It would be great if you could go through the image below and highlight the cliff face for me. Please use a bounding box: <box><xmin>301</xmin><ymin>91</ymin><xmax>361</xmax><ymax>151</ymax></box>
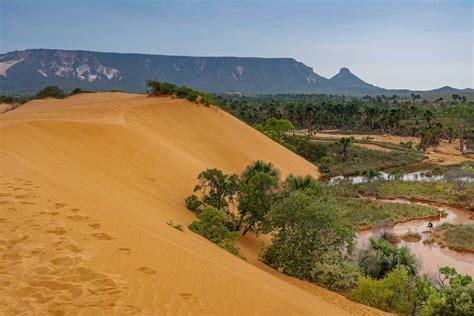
<box><xmin>1</xmin><ymin>49</ymin><xmax>472</xmax><ymax>97</ymax></box>
<box><xmin>0</xmin><ymin>49</ymin><xmax>330</xmax><ymax>94</ymax></box>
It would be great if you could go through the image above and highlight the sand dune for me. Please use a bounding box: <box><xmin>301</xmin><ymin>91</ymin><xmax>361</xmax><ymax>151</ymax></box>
<box><xmin>0</xmin><ymin>93</ymin><xmax>386</xmax><ymax>315</ymax></box>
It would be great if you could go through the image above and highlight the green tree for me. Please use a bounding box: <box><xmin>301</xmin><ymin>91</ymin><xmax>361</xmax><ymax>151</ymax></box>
<box><xmin>284</xmin><ymin>174</ymin><xmax>323</xmax><ymax>196</ymax></box>
<box><xmin>358</xmin><ymin>238</ymin><xmax>418</xmax><ymax>279</ymax></box>
<box><xmin>237</xmin><ymin>172</ymin><xmax>278</xmax><ymax>235</ymax></box>
<box><xmin>192</xmin><ymin>168</ymin><xmax>239</xmax><ymax>212</ymax></box>
<box><xmin>189</xmin><ymin>206</ymin><xmax>242</xmax><ymax>256</ymax></box>
<box><xmin>423</xmin><ymin>267</ymin><xmax>474</xmax><ymax>316</ymax></box>
<box><xmin>263</xmin><ymin>192</ymin><xmax>354</xmax><ymax>279</ymax></box>
<box><xmin>351</xmin><ymin>268</ymin><xmax>433</xmax><ymax>315</ymax></box>
<box><xmin>35</xmin><ymin>86</ymin><xmax>65</xmax><ymax>99</ymax></box>
<box><xmin>241</xmin><ymin>160</ymin><xmax>280</xmax><ymax>184</ymax></box>
<box><xmin>336</xmin><ymin>137</ymin><xmax>354</xmax><ymax>162</ymax></box>
<box><xmin>310</xmin><ymin>251</ymin><xmax>361</xmax><ymax>293</ymax></box>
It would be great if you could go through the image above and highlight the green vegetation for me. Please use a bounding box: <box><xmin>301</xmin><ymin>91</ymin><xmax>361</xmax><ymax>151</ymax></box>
<box><xmin>185</xmin><ymin>161</ymin><xmax>474</xmax><ymax>314</ymax></box>
<box><xmin>254</xmin><ymin>128</ymin><xmax>426</xmax><ymax>176</ymax></box>
<box><xmin>69</xmin><ymin>87</ymin><xmax>93</xmax><ymax>95</ymax></box>
<box><xmin>336</xmin><ymin>198</ymin><xmax>438</xmax><ymax>230</ymax></box>
<box><xmin>351</xmin><ymin>268</ymin><xmax>432</xmax><ymax>315</ymax></box>
<box><xmin>354</xmin><ymin>180</ymin><xmax>474</xmax><ymax>210</ymax></box>
<box><xmin>189</xmin><ymin>206</ymin><xmax>243</xmax><ymax>257</ymax></box>
<box><xmin>358</xmin><ymin>238</ymin><xmax>418</xmax><ymax>279</ymax></box>
<box><xmin>35</xmin><ymin>86</ymin><xmax>66</xmax><ymax>99</ymax></box>
<box><xmin>146</xmin><ymin>79</ymin><xmax>218</xmax><ymax>106</ymax></box>
<box><xmin>262</xmin><ymin>191</ymin><xmax>354</xmax><ymax>279</ymax></box>
<box><xmin>166</xmin><ymin>220</ymin><xmax>184</xmax><ymax>232</ymax></box>
<box><xmin>218</xmin><ymin>93</ymin><xmax>474</xmax><ymax>152</ymax></box>
<box><xmin>432</xmin><ymin>224</ymin><xmax>474</xmax><ymax>252</ymax></box>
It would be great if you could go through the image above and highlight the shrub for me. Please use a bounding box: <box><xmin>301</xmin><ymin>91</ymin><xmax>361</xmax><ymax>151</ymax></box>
<box><xmin>311</xmin><ymin>251</ymin><xmax>361</xmax><ymax>293</ymax></box>
<box><xmin>146</xmin><ymin>80</ymin><xmax>218</xmax><ymax>106</ymax></box>
<box><xmin>185</xmin><ymin>194</ymin><xmax>202</xmax><ymax>212</ymax></box>
<box><xmin>166</xmin><ymin>220</ymin><xmax>184</xmax><ymax>232</ymax></box>
<box><xmin>423</xmin><ymin>267</ymin><xmax>474</xmax><ymax>316</ymax></box>
<box><xmin>351</xmin><ymin>268</ymin><xmax>432</xmax><ymax>315</ymax></box>
<box><xmin>35</xmin><ymin>86</ymin><xmax>65</xmax><ymax>99</ymax></box>
<box><xmin>69</xmin><ymin>88</ymin><xmax>92</xmax><ymax>95</ymax></box>
<box><xmin>358</xmin><ymin>238</ymin><xmax>418</xmax><ymax>279</ymax></box>
<box><xmin>262</xmin><ymin>192</ymin><xmax>354</xmax><ymax>279</ymax></box>
<box><xmin>189</xmin><ymin>206</ymin><xmax>243</xmax><ymax>257</ymax></box>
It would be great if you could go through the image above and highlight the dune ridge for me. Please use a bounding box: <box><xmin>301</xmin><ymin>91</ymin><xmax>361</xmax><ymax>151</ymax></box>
<box><xmin>0</xmin><ymin>93</ymin><xmax>386</xmax><ymax>315</ymax></box>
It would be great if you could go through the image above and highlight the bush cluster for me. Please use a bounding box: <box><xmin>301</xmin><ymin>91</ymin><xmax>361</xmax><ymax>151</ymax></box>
<box><xmin>146</xmin><ymin>80</ymin><xmax>218</xmax><ymax>106</ymax></box>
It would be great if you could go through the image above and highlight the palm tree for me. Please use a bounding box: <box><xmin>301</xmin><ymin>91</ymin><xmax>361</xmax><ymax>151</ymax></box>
<box><xmin>285</xmin><ymin>174</ymin><xmax>321</xmax><ymax>193</ymax></box>
<box><xmin>241</xmin><ymin>160</ymin><xmax>280</xmax><ymax>184</ymax></box>
<box><xmin>336</xmin><ymin>137</ymin><xmax>353</xmax><ymax>162</ymax></box>
<box><xmin>393</xmin><ymin>246</ymin><xmax>418</xmax><ymax>276</ymax></box>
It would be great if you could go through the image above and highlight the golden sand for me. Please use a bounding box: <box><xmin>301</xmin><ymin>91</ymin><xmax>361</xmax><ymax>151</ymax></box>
<box><xmin>0</xmin><ymin>93</ymin><xmax>386</xmax><ymax>315</ymax></box>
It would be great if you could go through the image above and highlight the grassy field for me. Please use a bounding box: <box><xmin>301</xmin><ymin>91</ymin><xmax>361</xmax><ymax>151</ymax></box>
<box><xmin>284</xmin><ymin>135</ymin><xmax>426</xmax><ymax>176</ymax></box>
<box><xmin>335</xmin><ymin>198</ymin><xmax>439</xmax><ymax>230</ymax></box>
<box><xmin>430</xmin><ymin>224</ymin><xmax>474</xmax><ymax>252</ymax></box>
<box><xmin>354</xmin><ymin>181</ymin><xmax>474</xmax><ymax>211</ymax></box>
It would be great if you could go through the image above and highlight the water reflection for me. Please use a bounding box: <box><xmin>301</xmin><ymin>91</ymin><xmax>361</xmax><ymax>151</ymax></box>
<box><xmin>330</xmin><ymin>171</ymin><xmax>474</xmax><ymax>185</ymax></box>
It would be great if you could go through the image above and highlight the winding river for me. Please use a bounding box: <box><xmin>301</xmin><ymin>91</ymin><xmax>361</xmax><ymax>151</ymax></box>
<box><xmin>355</xmin><ymin>198</ymin><xmax>474</xmax><ymax>277</ymax></box>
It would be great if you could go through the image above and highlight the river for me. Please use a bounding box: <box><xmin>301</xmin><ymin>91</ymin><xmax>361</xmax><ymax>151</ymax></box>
<box><xmin>355</xmin><ymin>198</ymin><xmax>474</xmax><ymax>277</ymax></box>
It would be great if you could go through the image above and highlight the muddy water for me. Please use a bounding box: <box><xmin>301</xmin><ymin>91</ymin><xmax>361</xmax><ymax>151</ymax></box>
<box><xmin>356</xmin><ymin>198</ymin><xmax>474</xmax><ymax>277</ymax></box>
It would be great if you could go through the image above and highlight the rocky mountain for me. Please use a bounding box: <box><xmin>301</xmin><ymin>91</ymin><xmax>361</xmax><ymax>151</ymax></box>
<box><xmin>0</xmin><ymin>49</ymin><xmax>472</xmax><ymax>97</ymax></box>
<box><xmin>329</xmin><ymin>67</ymin><xmax>380</xmax><ymax>93</ymax></box>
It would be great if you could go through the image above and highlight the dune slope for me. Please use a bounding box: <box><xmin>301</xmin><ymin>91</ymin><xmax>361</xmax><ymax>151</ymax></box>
<box><xmin>0</xmin><ymin>93</ymin><xmax>385</xmax><ymax>315</ymax></box>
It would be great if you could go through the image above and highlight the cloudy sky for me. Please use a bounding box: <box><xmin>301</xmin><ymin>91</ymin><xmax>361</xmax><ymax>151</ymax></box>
<box><xmin>1</xmin><ymin>0</ymin><xmax>472</xmax><ymax>90</ymax></box>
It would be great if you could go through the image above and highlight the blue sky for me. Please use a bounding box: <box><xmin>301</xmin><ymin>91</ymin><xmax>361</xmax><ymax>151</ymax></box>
<box><xmin>1</xmin><ymin>0</ymin><xmax>472</xmax><ymax>90</ymax></box>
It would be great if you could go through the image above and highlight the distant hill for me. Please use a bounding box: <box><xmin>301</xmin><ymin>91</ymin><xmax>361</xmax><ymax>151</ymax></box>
<box><xmin>0</xmin><ymin>49</ymin><xmax>472</xmax><ymax>97</ymax></box>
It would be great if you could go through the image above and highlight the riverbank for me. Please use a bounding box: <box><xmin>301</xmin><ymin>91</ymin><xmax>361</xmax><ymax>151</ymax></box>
<box><xmin>428</xmin><ymin>223</ymin><xmax>474</xmax><ymax>253</ymax></box>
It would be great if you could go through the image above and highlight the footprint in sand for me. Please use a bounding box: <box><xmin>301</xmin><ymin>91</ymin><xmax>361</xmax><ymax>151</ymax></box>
<box><xmin>118</xmin><ymin>248</ymin><xmax>131</xmax><ymax>255</ymax></box>
<box><xmin>137</xmin><ymin>267</ymin><xmax>156</xmax><ymax>275</ymax></box>
<box><xmin>92</xmin><ymin>232</ymin><xmax>113</xmax><ymax>240</ymax></box>
<box><xmin>0</xmin><ymin>218</ymin><xmax>10</xmax><ymax>224</ymax></box>
<box><xmin>66</xmin><ymin>215</ymin><xmax>89</xmax><ymax>222</ymax></box>
<box><xmin>54</xmin><ymin>203</ymin><xmax>67</xmax><ymax>209</ymax></box>
<box><xmin>179</xmin><ymin>293</ymin><xmax>197</xmax><ymax>301</ymax></box>
<box><xmin>88</xmin><ymin>223</ymin><xmax>101</xmax><ymax>229</ymax></box>
<box><xmin>69</xmin><ymin>208</ymin><xmax>80</xmax><ymax>213</ymax></box>
<box><xmin>37</xmin><ymin>211</ymin><xmax>59</xmax><ymax>216</ymax></box>
<box><xmin>46</xmin><ymin>227</ymin><xmax>68</xmax><ymax>235</ymax></box>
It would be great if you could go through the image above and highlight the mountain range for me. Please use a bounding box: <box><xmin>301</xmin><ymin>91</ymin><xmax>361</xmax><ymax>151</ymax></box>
<box><xmin>0</xmin><ymin>49</ymin><xmax>472</xmax><ymax>97</ymax></box>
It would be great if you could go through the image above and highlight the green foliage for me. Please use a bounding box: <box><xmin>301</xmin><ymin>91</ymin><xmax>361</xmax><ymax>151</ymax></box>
<box><xmin>218</xmin><ymin>94</ymin><xmax>474</xmax><ymax>138</ymax></box>
<box><xmin>423</xmin><ymin>267</ymin><xmax>474</xmax><ymax>316</ymax></box>
<box><xmin>35</xmin><ymin>86</ymin><xmax>65</xmax><ymax>99</ymax></box>
<box><xmin>193</xmin><ymin>168</ymin><xmax>240</xmax><ymax>212</ymax></box>
<box><xmin>310</xmin><ymin>251</ymin><xmax>361</xmax><ymax>293</ymax></box>
<box><xmin>238</xmin><ymin>172</ymin><xmax>278</xmax><ymax>235</ymax></box>
<box><xmin>262</xmin><ymin>192</ymin><xmax>354</xmax><ymax>279</ymax></box>
<box><xmin>69</xmin><ymin>88</ymin><xmax>92</xmax><ymax>95</ymax></box>
<box><xmin>166</xmin><ymin>220</ymin><xmax>184</xmax><ymax>232</ymax></box>
<box><xmin>351</xmin><ymin>268</ymin><xmax>433</xmax><ymax>315</ymax></box>
<box><xmin>255</xmin><ymin>118</ymin><xmax>294</xmax><ymax>142</ymax></box>
<box><xmin>336</xmin><ymin>198</ymin><xmax>438</xmax><ymax>230</ymax></box>
<box><xmin>241</xmin><ymin>160</ymin><xmax>280</xmax><ymax>184</ymax></box>
<box><xmin>284</xmin><ymin>174</ymin><xmax>323</xmax><ymax>196</ymax></box>
<box><xmin>146</xmin><ymin>80</ymin><xmax>218</xmax><ymax>106</ymax></box>
<box><xmin>434</xmin><ymin>223</ymin><xmax>474</xmax><ymax>252</ymax></box>
<box><xmin>189</xmin><ymin>206</ymin><xmax>243</xmax><ymax>257</ymax></box>
<box><xmin>184</xmin><ymin>194</ymin><xmax>202</xmax><ymax>212</ymax></box>
<box><xmin>336</xmin><ymin>137</ymin><xmax>354</xmax><ymax>162</ymax></box>
<box><xmin>358</xmin><ymin>238</ymin><xmax>418</xmax><ymax>279</ymax></box>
